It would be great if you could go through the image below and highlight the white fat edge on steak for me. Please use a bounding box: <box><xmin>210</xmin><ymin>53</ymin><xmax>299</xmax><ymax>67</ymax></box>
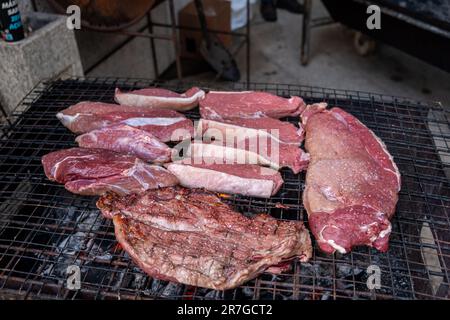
<box><xmin>188</xmin><ymin>143</ymin><xmax>280</xmax><ymax>170</ymax></box>
<box><xmin>196</xmin><ymin>119</ymin><xmax>298</xmax><ymax>145</ymax></box>
<box><xmin>75</xmin><ymin>131</ymin><xmax>98</xmax><ymax>144</ymax></box>
<box><xmin>115</xmin><ymin>88</ymin><xmax>205</xmax><ymax>108</ymax></box>
<box><xmin>316</xmin><ymin>204</ymin><xmax>392</xmax><ymax>254</ymax></box>
<box><xmin>50</xmin><ymin>154</ymin><xmax>95</xmax><ymax>180</ymax></box>
<box><xmin>56</xmin><ymin>112</ymin><xmax>89</xmax><ymax>126</ymax></box>
<box><xmin>121</xmin><ymin>117</ymin><xmax>186</xmax><ymax>127</ymax></box>
<box><xmin>166</xmin><ymin>163</ymin><xmax>276</xmax><ymax>198</ymax></box>
<box><xmin>365</xmin><ymin>129</ymin><xmax>401</xmax><ymax>191</ymax></box>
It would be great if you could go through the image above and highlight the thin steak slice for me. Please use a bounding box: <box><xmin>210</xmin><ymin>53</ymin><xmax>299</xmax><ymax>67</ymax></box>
<box><xmin>115</xmin><ymin>87</ymin><xmax>205</xmax><ymax>111</ymax></box>
<box><xmin>42</xmin><ymin>148</ymin><xmax>178</xmax><ymax>195</ymax></box>
<box><xmin>96</xmin><ymin>187</ymin><xmax>312</xmax><ymax>290</ymax></box>
<box><xmin>165</xmin><ymin>162</ymin><xmax>283</xmax><ymax>198</ymax></box>
<box><xmin>199</xmin><ymin>91</ymin><xmax>306</xmax><ymax>120</ymax></box>
<box><xmin>302</xmin><ymin>103</ymin><xmax>401</xmax><ymax>254</ymax></box>
<box><xmin>75</xmin><ymin>124</ymin><xmax>172</xmax><ymax>163</ymax></box>
<box><xmin>56</xmin><ymin>101</ymin><xmax>193</xmax><ymax>142</ymax></box>
<box><xmin>173</xmin><ymin>140</ymin><xmax>309</xmax><ymax>174</ymax></box>
<box><xmin>196</xmin><ymin>118</ymin><xmax>304</xmax><ymax>145</ymax></box>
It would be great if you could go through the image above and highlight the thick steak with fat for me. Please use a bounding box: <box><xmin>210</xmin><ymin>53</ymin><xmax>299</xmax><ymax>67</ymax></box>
<box><xmin>199</xmin><ymin>91</ymin><xmax>306</xmax><ymax>120</ymax></box>
<box><xmin>302</xmin><ymin>104</ymin><xmax>401</xmax><ymax>254</ymax></box>
<box><xmin>42</xmin><ymin>148</ymin><xmax>178</xmax><ymax>195</ymax></box>
<box><xmin>114</xmin><ymin>87</ymin><xmax>205</xmax><ymax>111</ymax></box>
<box><xmin>165</xmin><ymin>163</ymin><xmax>283</xmax><ymax>198</ymax></box>
<box><xmin>197</xmin><ymin>118</ymin><xmax>304</xmax><ymax>145</ymax></box>
<box><xmin>97</xmin><ymin>187</ymin><xmax>312</xmax><ymax>290</ymax></box>
<box><xmin>57</xmin><ymin>102</ymin><xmax>193</xmax><ymax>142</ymax></box>
<box><xmin>76</xmin><ymin>124</ymin><xmax>172</xmax><ymax>163</ymax></box>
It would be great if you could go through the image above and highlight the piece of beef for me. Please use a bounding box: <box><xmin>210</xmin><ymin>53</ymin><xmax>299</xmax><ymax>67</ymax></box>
<box><xmin>165</xmin><ymin>162</ymin><xmax>283</xmax><ymax>198</ymax></box>
<box><xmin>199</xmin><ymin>91</ymin><xmax>306</xmax><ymax>120</ymax></box>
<box><xmin>41</xmin><ymin>148</ymin><xmax>178</xmax><ymax>195</ymax></box>
<box><xmin>197</xmin><ymin>118</ymin><xmax>304</xmax><ymax>145</ymax></box>
<box><xmin>173</xmin><ymin>140</ymin><xmax>309</xmax><ymax>174</ymax></box>
<box><xmin>302</xmin><ymin>104</ymin><xmax>401</xmax><ymax>254</ymax></box>
<box><xmin>96</xmin><ymin>187</ymin><xmax>312</xmax><ymax>290</ymax></box>
<box><xmin>56</xmin><ymin>101</ymin><xmax>193</xmax><ymax>142</ymax></box>
<box><xmin>75</xmin><ymin>124</ymin><xmax>172</xmax><ymax>163</ymax></box>
<box><xmin>114</xmin><ymin>87</ymin><xmax>205</xmax><ymax>111</ymax></box>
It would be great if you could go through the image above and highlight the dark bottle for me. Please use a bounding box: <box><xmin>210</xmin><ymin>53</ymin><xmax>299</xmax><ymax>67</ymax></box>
<box><xmin>0</xmin><ymin>0</ymin><xmax>24</xmax><ymax>42</ymax></box>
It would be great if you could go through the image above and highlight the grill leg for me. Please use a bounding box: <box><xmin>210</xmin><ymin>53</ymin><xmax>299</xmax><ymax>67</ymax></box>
<box><xmin>246</xmin><ymin>0</ymin><xmax>251</xmax><ymax>87</ymax></box>
<box><xmin>147</xmin><ymin>12</ymin><xmax>159</xmax><ymax>79</ymax></box>
<box><xmin>301</xmin><ymin>0</ymin><xmax>312</xmax><ymax>65</ymax></box>
<box><xmin>168</xmin><ymin>0</ymin><xmax>182</xmax><ymax>79</ymax></box>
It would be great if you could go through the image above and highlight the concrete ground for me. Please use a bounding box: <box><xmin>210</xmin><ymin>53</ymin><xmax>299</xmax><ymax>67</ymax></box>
<box><xmin>86</xmin><ymin>2</ymin><xmax>450</xmax><ymax>107</ymax></box>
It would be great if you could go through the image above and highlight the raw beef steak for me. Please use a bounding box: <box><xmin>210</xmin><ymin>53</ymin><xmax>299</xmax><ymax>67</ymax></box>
<box><xmin>302</xmin><ymin>103</ymin><xmax>401</xmax><ymax>254</ymax></box>
<box><xmin>57</xmin><ymin>101</ymin><xmax>193</xmax><ymax>142</ymax></box>
<box><xmin>42</xmin><ymin>148</ymin><xmax>178</xmax><ymax>195</ymax></box>
<box><xmin>199</xmin><ymin>91</ymin><xmax>306</xmax><ymax>120</ymax></box>
<box><xmin>166</xmin><ymin>162</ymin><xmax>283</xmax><ymax>198</ymax></box>
<box><xmin>76</xmin><ymin>124</ymin><xmax>172</xmax><ymax>163</ymax></box>
<box><xmin>115</xmin><ymin>87</ymin><xmax>205</xmax><ymax>111</ymax></box>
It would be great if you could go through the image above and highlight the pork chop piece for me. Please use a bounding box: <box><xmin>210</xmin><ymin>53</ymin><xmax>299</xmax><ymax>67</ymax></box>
<box><xmin>302</xmin><ymin>103</ymin><xmax>401</xmax><ymax>254</ymax></box>
<box><xmin>114</xmin><ymin>87</ymin><xmax>205</xmax><ymax>111</ymax></box>
<box><xmin>165</xmin><ymin>162</ymin><xmax>283</xmax><ymax>198</ymax></box>
<box><xmin>56</xmin><ymin>101</ymin><xmax>193</xmax><ymax>142</ymax></box>
<box><xmin>173</xmin><ymin>140</ymin><xmax>309</xmax><ymax>174</ymax></box>
<box><xmin>41</xmin><ymin>148</ymin><xmax>178</xmax><ymax>195</ymax></box>
<box><xmin>199</xmin><ymin>91</ymin><xmax>306</xmax><ymax>120</ymax></box>
<box><xmin>96</xmin><ymin>187</ymin><xmax>312</xmax><ymax>290</ymax></box>
<box><xmin>196</xmin><ymin>117</ymin><xmax>304</xmax><ymax>145</ymax></box>
<box><xmin>76</xmin><ymin>124</ymin><xmax>172</xmax><ymax>163</ymax></box>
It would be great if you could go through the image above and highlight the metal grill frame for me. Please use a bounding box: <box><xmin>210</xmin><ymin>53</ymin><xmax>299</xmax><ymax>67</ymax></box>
<box><xmin>0</xmin><ymin>78</ymin><xmax>449</xmax><ymax>300</ymax></box>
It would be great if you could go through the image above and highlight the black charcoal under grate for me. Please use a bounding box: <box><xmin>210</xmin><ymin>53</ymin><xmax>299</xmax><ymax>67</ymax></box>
<box><xmin>0</xmin><ymin>78</ymin><xmax>449</xmax><ymax>300</ymax></box>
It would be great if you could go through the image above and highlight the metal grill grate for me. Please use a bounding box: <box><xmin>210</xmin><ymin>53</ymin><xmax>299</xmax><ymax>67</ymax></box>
<box><xmin>0</xmin><ymin>78</ymin><xmax>449</xmax><ymax>300</ymax></box>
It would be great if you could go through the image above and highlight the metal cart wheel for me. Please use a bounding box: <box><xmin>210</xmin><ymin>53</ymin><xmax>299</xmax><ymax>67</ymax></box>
<box><xmin>353</xmin><ymin>31</ymin><xmax>376</xmax><ymax>56</ymax></box>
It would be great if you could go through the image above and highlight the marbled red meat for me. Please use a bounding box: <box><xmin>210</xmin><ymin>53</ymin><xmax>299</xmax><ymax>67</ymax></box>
<box><xmin>96</xmin><ymin>187</ymin><xmax>312</xmax><ymax>290</ymax></box>
<box><xmin>197</xmin><ymin>117</ymin><xmax>304</xmax><ymax>145</ymax></box>
<box><xmin>56</xmin><ymin>101</ymin><xmax>193</xmax><ymax>142</ymax></box>
<box><xmin>75</xmin><ymin>124</ymin><xmax>172</xmax><ymax>163</ymax></box>
<box><xmin>199</xmin><ymin>91</ymin><xmax>306</xmax><ymax>120</ymax></box>
<box><xmin>174</xmin><ymin>140</ymin><xmax>309</xmax><ymax>174</ymax></box>
<box><xmin>41</xmin><ymin>148</ymin><xmax>178</xmax><ymax>195</ymax></box>
<box><xmin>302</xmin><ymin>103</ymin><xmax>401</xmax><ymax>254</ymax></box>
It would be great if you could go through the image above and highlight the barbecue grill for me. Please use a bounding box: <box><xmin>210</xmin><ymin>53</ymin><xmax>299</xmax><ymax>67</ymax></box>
<box><xmin>0</xmin><ymin>78</ymin><xmax>449</xmax><ymax>300</ymax></box>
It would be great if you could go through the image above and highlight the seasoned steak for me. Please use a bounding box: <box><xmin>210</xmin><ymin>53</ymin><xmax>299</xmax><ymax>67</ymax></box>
<box><xmin>97</xmin><ymin>187</ymin><xmax>312</xmax><ymax>290</ymax></box>
<box><xmin>302</xmin><ymin>103</ymin><xmax>401</xmax><ymax>254</ymax></box>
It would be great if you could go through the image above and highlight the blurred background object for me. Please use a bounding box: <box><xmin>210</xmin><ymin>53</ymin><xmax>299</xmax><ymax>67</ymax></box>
<box><xmin>0</xmin><ymin>0</ymin><xmax>448</xmax><ymax>114</ymax></box>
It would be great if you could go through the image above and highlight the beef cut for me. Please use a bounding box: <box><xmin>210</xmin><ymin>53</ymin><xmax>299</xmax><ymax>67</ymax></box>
<box><xmin>56</xmin><ymin>101</ymin><xmax>193</xmax><ymax>142</ymax></box>
<box><xmin>75</xmin><ymin>124</ymin><xmax>172</xmax><ymax>163</ymax></box>
<box><xmin>197</xmin><ymin>118</ymin><xmax>304</xmax><ymax>145</ymax></box>
<box><xmin>165</xmin><ymin>162</ymin><xmax>283</xmax><ymax>198</ymax></box>
<box><xmin>96</xmin><ymin>187</ymin><xmax>312</xmax><ymax>290</ymax></box>
<box><xmin>174</xmin><ymin>140</ymin><xmax>309</xmax><ymax>174</ymax></box>
<box><xmin>199</xmin><ymin>91</ymin><xmax>306</xmax><ymax>120</ymax></box>
<box><xmin>115</xmin><ymin>87</ymin><xmax>205</xmax><ymax>111</ymax></box>
<box><xmin>302</xmin><ymin>103</ymin><xmax>401</xmax><ymax>254</ymax></box>
<box><xmin>42</xmin><ymin>148</ymin><xmax>178</xmax><ymax>195</ymax></box>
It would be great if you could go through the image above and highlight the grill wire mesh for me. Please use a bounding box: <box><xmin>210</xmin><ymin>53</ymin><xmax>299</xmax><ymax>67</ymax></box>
<box><xmin>0</xmin><ymin>78</ymin><xmax>449</xmax><ymax>300</ymax></box>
